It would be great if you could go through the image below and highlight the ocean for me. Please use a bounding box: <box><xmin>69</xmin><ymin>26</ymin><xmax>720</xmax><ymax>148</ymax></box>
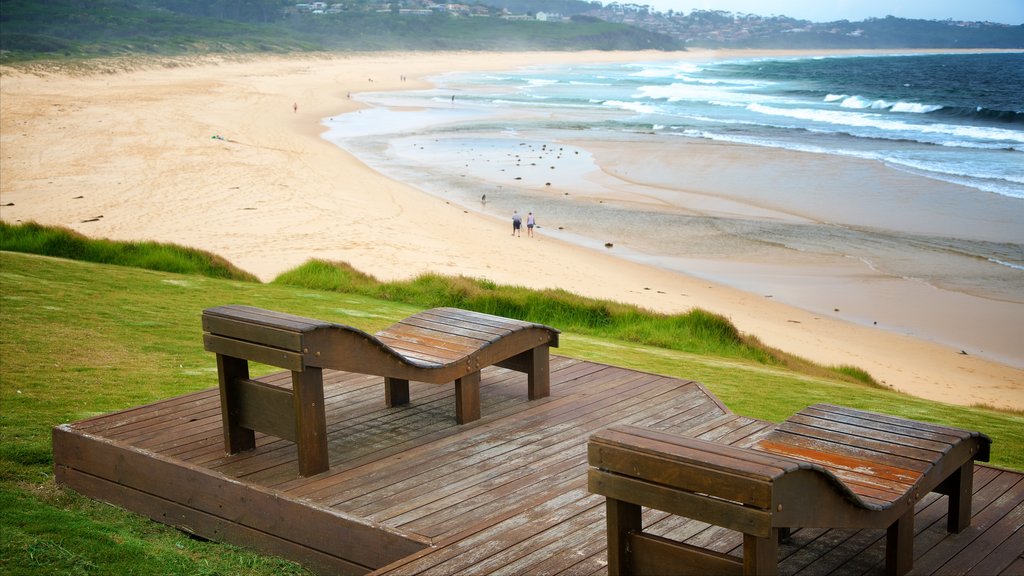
<box><xmin>322</xmin><ymin>52</ymin><xmax>1024</xmax><ymax>364</ymax></box>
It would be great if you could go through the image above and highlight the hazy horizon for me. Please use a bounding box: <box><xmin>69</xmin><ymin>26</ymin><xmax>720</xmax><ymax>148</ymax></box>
<box><xmin>645</xmin><ymin>0</ymin><xmax>1024</xmax><ymax>25</ymax></box>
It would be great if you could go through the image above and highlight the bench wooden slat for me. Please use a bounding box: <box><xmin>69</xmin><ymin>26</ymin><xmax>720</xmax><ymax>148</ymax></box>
<box><xmin>810</xmin><ymin>404</ymin><xmax>976</xmax><ymax>440</ymax></box>
<box><xmin>785</xmin><ymin>412</ymin><xmax>962</xmax><ymax>454</ymax></box>
<box><xmin>203</xmin><ymin>333</ymin><xmax>305</xmax><ymax>372</ymax></box>
<box><xmin>753</xmin><ymin>437</ymin><xmax>924</xmax><ymax>501</ymax></box>
<box><xmin>234</xmin><ymin>378</ymin><xmax>296</xmax><ymax>442</ymax></box>
<box><xmin>372</xmin><ymin>339</ymin><xmax>453</xmax><ymax>366</ymax></box>
<box><xmin>205</xmin><ymin>304</ymin><xmax>329</xmax><ymax>331</ymax></box>
<box><xmin>592</xmin><ymin>425</ymin><xmax>802</xmax><ymax>479</ymax></box>
<box><xmin>588</xmin><ymin>468</ymin><xmax>774</xmax><ymax>538</ymax></box>
<box><xmin>378</xmin><ymin>323</ymin><xmax>490</xmax><ymax>350</ymax></box>
<box><xmin>203</xmin><ymin>312</ymin><xmax>309</xmax><ymax>352</ymax></box>
<box><xmin>375</xmin><ymin>328</ymin><xmax>486</xmax><ymax>362</ymax></box>
<box><xmin>759</xmin><ymin>425</ymin><xmax>936</xmax><ymax>472</ymax></box>
<box><xmin>590</xmin><ymin>443</ymin><xmax>777</xmax><ymax>510</ymax></box>
<box><xmin>394</xmin><ymin>315</ymin><xmax>512</xmax><ymax>341</ymax></box>
<box><xmin>629</xmin><ymin>531</ymin><xmax>742</xmax><ymax>576</ymax></box>
<box><xmin>419</xmin><ymin>308</ymin><xmax>525</xmax><ymax>333</ymax></box>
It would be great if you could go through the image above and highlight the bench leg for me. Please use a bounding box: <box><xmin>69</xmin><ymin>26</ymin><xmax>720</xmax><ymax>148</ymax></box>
<box><xmin>454</xmin><ymin>371</ymin><xmax>481</xmax><ymax>424</ymax></box>
<box><xmin>292</xmin><ymin>367</ymin><xmax>329</xmax><ymax>477</ymax></box>
<box><xmin>943</xmin><ymin>461</ymin><xmax>975</xmax><ymax>533</ymax></box>
<box><xmin>886</xmin><ymin>509</ymin><xmax>914</xmax><ymax>576</ymax></box>
<box><xmin>744</xmin><ymin>531</ymin><xmax>779</xmax><ymax>575</ymax></box>
<box><xmin>606</xmin><ymin>497</ymin><xmax>642</xmax><ymax>576</ymax></box>
<box><xmin>385</xmin><ymin>377</ymin><xmax>410</xmax><ymax>407</ymax></box>
<box><xmin>527</xmin><ymin>344</ymin><xmax>551</xmax><ymax>400</ymax></box>
<box><xmin>496</xmin><ymin>345</ymin><xmax>551</xmax><ymax>400</ymax></box>
<box><xmin>216</xmin><ymin>354</ymin><xmax>255</xmax><ymax>455</ymax></box>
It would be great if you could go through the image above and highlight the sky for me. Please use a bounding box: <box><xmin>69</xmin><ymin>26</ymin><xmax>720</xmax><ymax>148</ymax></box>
<box><xmin>643</xmin><ymin>1</ymin><xmax>1024</xmax><ymax>25</ymax></box>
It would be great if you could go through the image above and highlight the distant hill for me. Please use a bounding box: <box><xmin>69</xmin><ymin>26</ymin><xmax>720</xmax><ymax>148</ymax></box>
<box><xmin>1</xmin><ymin>0</ymin><xmax>1021</xmax><ymax>63</ymax></box>
<box><xmin>488</xmin><ymin>1</ymin><xmax>1023</xmax><ymax>48</ymax></box>
<box><xmin>582</xmin><ymin>6</ymin><xmax>1024</xmax><ymax>49</ymax></box>
<box><xmin>0</xmin><ymin>0</ymin><xmax>682</xmax><ymax>62</ymax></box>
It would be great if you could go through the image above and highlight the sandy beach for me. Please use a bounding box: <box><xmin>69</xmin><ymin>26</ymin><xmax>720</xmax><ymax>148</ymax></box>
<box><xmin>2</xmin><ymin>50</ymin><xmax>1021</xmax><ymax>411</ymax></box>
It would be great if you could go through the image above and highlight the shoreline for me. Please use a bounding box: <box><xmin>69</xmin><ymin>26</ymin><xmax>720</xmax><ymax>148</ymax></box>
<box><xmin>2</xmin><ymin>49</ymin><xmax>1022</xmax><ymax>411</ymax></box>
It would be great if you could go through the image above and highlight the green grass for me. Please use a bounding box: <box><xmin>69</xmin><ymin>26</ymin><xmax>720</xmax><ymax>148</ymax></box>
<box><xmin>0</xmin><ymin>222</ymin><xmax>257</xmax><ymax>281</ymax></box>
<box><xmin>1</xmin><ymin>242</ymin><xmax>1022</xmax><ymax>573</ymax></box>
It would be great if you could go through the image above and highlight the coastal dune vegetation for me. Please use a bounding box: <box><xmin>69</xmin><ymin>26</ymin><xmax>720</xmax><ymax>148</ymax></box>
<box><xmin>2</xmin><ymin>223</ymin><xmax>1022</xmax><ymax>574</ymax></box>
<box><xmin>0</xmin><ymin>0</ymin><xmax>684</xmax><ymax>63</ymax></box>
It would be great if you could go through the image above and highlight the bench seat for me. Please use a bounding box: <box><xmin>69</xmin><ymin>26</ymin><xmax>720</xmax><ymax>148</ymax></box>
<box><xmin>202</xmin><ymin>305</ymin><xmax>559</xmax><ymax>476</ymax></box>
<box><xmin>588</xmin><ymin>404</ymin><xmax>990</xmax><ymax>576</ymax></box>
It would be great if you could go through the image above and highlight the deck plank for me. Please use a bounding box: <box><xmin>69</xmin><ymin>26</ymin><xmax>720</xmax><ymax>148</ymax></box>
<box><xmin>52</xmin><ymin>354</ymin><xmax>1022</xmax><ymax>576</ymax></box>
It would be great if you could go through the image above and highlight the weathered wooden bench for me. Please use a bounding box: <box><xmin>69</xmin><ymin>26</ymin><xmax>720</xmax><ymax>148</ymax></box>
<box><xmin>202</xmin><ymin>305</ymin><xmax>559</xmax><ymax>476</ymax></box>
<box><xmin>588</xmin><ymin>404</ymin><xmax>991</xmax><ymax>576</ymax></box>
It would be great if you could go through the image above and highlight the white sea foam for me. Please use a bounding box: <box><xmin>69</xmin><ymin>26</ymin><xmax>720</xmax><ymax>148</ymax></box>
<box><xmin>989</xmin><ymin>258</ymin><xmax>1024</xmax><ymax>271</ymax></box>
<box><xmin>840</xmin><ymin>95</ymin><xmax>892</xmax><ymax>109</ymax></box>
<box><xmin>675</xmin><ymin>128</ymin><xmax>842</xmax><ymax>157</ymax></box>
<box><xmin>884</xmin><ymin>155</ymin><xmax>1024</xmax><ymax>184</ymax></box>
<box><xmin>709</xmin><ymin>100</ymin><xmax>748</xmax><ymax>108</ymax></box>
<box><xmin>747</xmin><ymin>103</ymin><xmax>1024</xmax><ymax>145</ymax></box>
<box><xmin>833</xmin><ymin>95</ymin><xmax>944</xmax><ymax>114</ymax></box>
<box><xmin>630</xmin><ymin>67</ymin><xmax>678</xmax><ymax>78</ymax></box>
<box><xmin>631</xmin><ymin>62</ymin><xmax>705</xmax><ymax>78</ymax></box>
<box><xmin>882</xmin><ymin>157</ymin><xmax>1024</xmax><ymax>199</ymax></box>
<box><xmin>890</xmin><ymin>102</ymin><xmax>944</xmax><ymax>113</ymax></box>
<box><xmin>489</xmin><ymin>98</ymin><xmax>596</xmax><ymax>110</ymax></box>
<box><xmin>678</xmin><ymin>75</ymin><xmax>722</xmax><ymax>85</ymax></box>
<box><xmin>603</xmin><ymin>100</ymin><xmax>659</xmax><ymax>114</ymax></box>
<box><xmin>524</xmin><ymin>78</ymin><xmax>558</xmax><ymax>87</ymax></box>
<box><xmin>637</xmin><ymin>83</ymin><xmax>766</xmax><ymax>106</ymax></box>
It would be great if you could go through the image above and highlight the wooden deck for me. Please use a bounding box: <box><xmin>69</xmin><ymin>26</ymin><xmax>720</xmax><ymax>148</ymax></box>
<box><xmin>53</xmin><ymin>356</ymin><xmax>1024</xmax><ymax>575</ymax></box>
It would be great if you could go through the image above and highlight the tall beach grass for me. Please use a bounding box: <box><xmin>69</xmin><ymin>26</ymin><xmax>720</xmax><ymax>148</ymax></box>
<box><xmin>0</xmin><ymin>221</ymin><xmax>257</xmax><ymax>281</ymax></box>
<box><xmin>273</xmin><ymin>259</ymin><xmax>878</xmax><ymax>385</ymax></box>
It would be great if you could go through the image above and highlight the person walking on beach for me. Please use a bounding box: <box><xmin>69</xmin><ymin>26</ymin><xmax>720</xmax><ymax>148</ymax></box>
<box><xmin>512</xmin><ymin>210</ymin><xmax>522</xmax><ymax>237</ymax></box>
<box><xmin>526</xmin><ymin>211</ymin><xmax>536</xmax><ymax>237</ymax></box>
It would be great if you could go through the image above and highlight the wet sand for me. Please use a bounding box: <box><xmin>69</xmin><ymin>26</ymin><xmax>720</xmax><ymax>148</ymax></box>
<box><xmin>1</xmin><ymin>50</ymin><xmax>1021</xmax><ymax>411</ymax></box>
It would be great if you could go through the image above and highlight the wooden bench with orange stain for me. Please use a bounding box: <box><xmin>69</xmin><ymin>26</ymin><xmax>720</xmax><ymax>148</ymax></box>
<box><xmin>588</xmin><ymin>404</ymin><xmax>990</xmax><ymax>576</ymax></box>
<box><xmin>203</xmin><ymin>305</ymin><xmax>559</xmax><ymax>476</ymax></box>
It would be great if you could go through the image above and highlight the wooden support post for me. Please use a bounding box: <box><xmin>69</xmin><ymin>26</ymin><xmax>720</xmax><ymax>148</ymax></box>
<box><xmin>744</xmin><ymin>531</ymin><xmax>778</xmax><ymax>576</ymax></box>
<box><xmin>216</xmin><ymin>354</ymin><xmax>255</xmax><ymax>455</ymax></box>
<box><xmin>292</xmin><ymin>367</ymin><xmax>328</xmax><ymax>477</ymax></box>
<box><xmin>886</xmin><ymin>509</ymin><xmax>914</xmax><ymax>576</ymax></box>
<box><xmin>944</xmin><ymin>461</ymin><xmax>975</xmax><ymax>533</ymax></box>
<box><xmin>454</xmin><ymin>371</ymin><xmax>481</xmax><ymax>424</ymax></box>
<box><xmin>606</xmin><ymin>497</ymin><xmax>642</xmax><ymax>576</ymax></box>
<box><xmin>527</xmin><ymin>345</ymin><xmax>551</xmax><ymax>400</ymax></box>
<box><xmin>385</xmin><ymin>377</ymin><xmax>410</xmax><ymax>407</ymax></box>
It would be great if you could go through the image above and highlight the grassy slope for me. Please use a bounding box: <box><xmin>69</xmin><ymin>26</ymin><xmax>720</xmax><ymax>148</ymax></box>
<box><xmin>1</xmin><ymin>250</ymin><xmax>1021</xmax><ymax>573</ymax></box>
